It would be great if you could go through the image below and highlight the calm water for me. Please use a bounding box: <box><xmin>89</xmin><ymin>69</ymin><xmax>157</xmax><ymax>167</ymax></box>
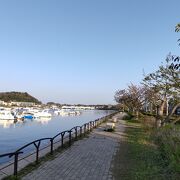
<box><xmin>0</xmin><ymin>110</ymin><xmax>113</xmax><ymax>156</ymax></box>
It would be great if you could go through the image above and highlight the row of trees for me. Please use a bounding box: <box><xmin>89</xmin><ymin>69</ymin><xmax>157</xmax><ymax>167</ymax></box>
<box><xmin>115</xmin><ymin>54</ymin><xmax>179</xmax><ymax>125</ymax></box>
<box><xmin>115</xmin><ymin>24</ymin><xmax>180</xmax><ymax>126</ymax></box>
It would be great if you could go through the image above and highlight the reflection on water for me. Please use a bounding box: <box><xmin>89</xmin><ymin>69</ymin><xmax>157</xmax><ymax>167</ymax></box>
<box><xmin>35</xmin><ymin>117</ymin><xmax>52</xmax><ymax>125</ymax></box>
<box><xmin>0</xmin><ymin>118</ymin><xmax>53</xmax><ymax>128</ymax></box>
<box><xmin>0</xmin><ymin>120</ymin><xmax>16</xmax><ymax>128</ymax></box>
<box><xmin>0</xmin><ymin>113</ymin><xmax>81</xmax><ymax>127</ymax></box>
<box><xmin>0</xmin><ymin>110</ymin><xmax>113</xmax><ymax>156</ymax></box>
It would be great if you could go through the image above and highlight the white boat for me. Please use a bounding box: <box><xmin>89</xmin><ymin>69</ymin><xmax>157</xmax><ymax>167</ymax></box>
<box><xmin>14</xmin><ymin>108</ymin><xmax>34</xmax><ymax>120</ymax></box>
<box><xmin>33</xmin><ymin>110</ymin><xmax>52</xmax><ymax>118</ymax></box>
<box><xmin>68</xmin><ymin>110</ymin><xmax>81</xmax><ymax>115</ymax></box>
<box><xmin>59</xmin><ymin>110</ymin><xmax>70</xmax><ymax>116</ymax></box>
<box><xmin>53</xmin><ymin>109</ymin><xmax>61</xmax><ymax>115</ymax></box>
<box><xmin>59</xmin><ymin>110</ymin><xmax>81</xmax><ymax>116</ymax></box>
<box><xmin>0</xmin><ymin>110</ymin><xmax>15</xmax><ymax>120</ymax></box>
<box><xmin>76</xmin><ymin>111</ymin><xmax>81</xmax><ymax>115</ymax></box>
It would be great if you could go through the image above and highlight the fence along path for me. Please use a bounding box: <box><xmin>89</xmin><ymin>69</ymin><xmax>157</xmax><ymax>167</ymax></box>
<box><xmin>22</xmin><ymin>112</ymin><xmax>126</xmax><ymax>180</ymax></box>
<box><xmin>0</xmin><ymin>112</ymin><xmax>117</xmax><ymax>179</ymax></box>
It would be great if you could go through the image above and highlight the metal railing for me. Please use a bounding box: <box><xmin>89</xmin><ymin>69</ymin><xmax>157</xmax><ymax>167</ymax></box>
<box><xmin>0</xmin><ymin>112</ymin><xmax>117</xmax><ymax>177</ymax></box>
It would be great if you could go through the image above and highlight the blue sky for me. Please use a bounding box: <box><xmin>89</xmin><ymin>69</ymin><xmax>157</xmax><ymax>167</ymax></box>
<box><xmin>0</xmin><ymin>0</ymin><xmax>179</xmax><ymax>104</ymax></box>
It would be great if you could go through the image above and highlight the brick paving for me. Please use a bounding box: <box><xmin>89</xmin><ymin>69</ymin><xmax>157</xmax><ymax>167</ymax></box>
<box><xmin>22</xmin><ymin>113</ymin><xmax>126</xmax><ymax>180</ymax></box>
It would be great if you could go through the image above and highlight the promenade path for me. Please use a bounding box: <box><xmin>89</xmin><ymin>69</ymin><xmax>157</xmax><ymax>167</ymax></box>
<box><xmin>22</xmin><ymin>113</ymin><xmax>126</xmax><ymax>180</ymax></box>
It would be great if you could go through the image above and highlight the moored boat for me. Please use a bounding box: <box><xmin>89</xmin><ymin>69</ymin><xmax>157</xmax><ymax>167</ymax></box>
<box><xmin>0</xmin><ymin>110</ymin><xmax>15</xmax><ymax>120</ymax></box>
<box><xmin>33</xmin><ymin>110</ymin><xmax>52</xmax><ymax>118</ymax></box>
<box><xmin>23</xmin><ymin>113</ymin><xmax>34</xmax><ymax>120</ymax></box>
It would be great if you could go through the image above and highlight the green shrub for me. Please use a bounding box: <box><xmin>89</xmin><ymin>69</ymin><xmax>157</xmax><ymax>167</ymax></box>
<box><xmin>152</xmin><ymin>125</ymin><xmax>180</xmax><ymax>172</ymax></box>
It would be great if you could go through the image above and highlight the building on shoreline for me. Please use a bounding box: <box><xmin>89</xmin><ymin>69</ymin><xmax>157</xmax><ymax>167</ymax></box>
<box><xmin>10</xmin><ymin>101</ymin><xmax>36</xmax><ymax>107</ymax></box>
<box><xmin>0</xmin><ymin>101</ymin><xmax>36</xmax><ymax>107</ymax></box>
<box><xmin>61</xmin><ymin>105</ymin><xmax>95</xmax><ymax>110</ymax></box>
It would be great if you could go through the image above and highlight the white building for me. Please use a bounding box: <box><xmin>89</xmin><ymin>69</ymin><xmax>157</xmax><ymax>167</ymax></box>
<box><xmin>61</xmin><ymin>105</ymin><xmax>95</xmax><ymax>110</ymax></box>
<box><xmin>10</xmin><ymin>101</ymin><xmax>36</xmax><ymax>107</ymax></box>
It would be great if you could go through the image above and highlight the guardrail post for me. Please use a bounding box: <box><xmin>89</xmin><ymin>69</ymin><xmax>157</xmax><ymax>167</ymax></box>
<box><xmin>33</xmin><ymin>141</ymin><xmax>41</xmax><ymax>164</ymax></box>
<box><xmin>95</xmin><ymin>120</ymin><xmax>98</xmax><ymax>127</ymax></box>
<box><xmin>14</xmin><ymin>153</ymin><xmax>19</xmax><ymax>176</ymax></box>
<box><xmin>80</xmin><ymin>127</ymin><xmax>82</xmax><ymax>137</ymax></box>
<box><xmin>75</xmin><ymin>127</ymin><xmax>78</xmax><ymax>140</ymax></box>
<box><xmin>84</xmin><ymin>124</ymin><xmax>86</xmax><ymax>135</ymax></box>
<box><xmin>69</xmin><ymin>130</ymin><xmax>72</xmax><ymax>146</ymax></box>
<box><xmin>92</xmin><ymin>121</ymin><xmax>95</xmax><ymax>128</ymax></box>
<box><xmin>50</xmin><ymin>138</ymin><xmax>54</xmax><ymax>155</ymax></box>
<box><xmin>61</xmin><ymin>132</ymin><xmax>65</xmax><ymax>148</ymax></box>
<box><xmin>88</xmin><ymin>122</ymin><xmax>90</xmax><ymax>131</ymax></box>
<box><xmin>95</xmin><ymin>120</ymin><xmax>97</xmax><ymax>128</ymax></box>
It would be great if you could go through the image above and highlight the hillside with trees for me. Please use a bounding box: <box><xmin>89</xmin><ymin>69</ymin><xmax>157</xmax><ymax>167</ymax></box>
<box><xmin>0</xmin><ymin>92</ymin><xmax>41</xmax><ymax>104</ymax></box>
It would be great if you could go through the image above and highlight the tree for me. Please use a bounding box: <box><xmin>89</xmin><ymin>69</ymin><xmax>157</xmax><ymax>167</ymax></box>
<box><xmin>143</xmin><ymin>86</ymin><xmax>161</xmax><ymax>114</ymax></box>
<box><xmin>0</xmin><ymin>92</ymin><xmax>41</xmax><ymax>104</ymax></box>
<box><xmin>143</xmin><ymin>66</ymin><xmax>169</xmax><ymax>116</ymax></box>
<box><xmin>169</xmin><ymin>54</ymin><xmax>180</xmax><ymax>70</ymax></box>
<box><xmin>143</xmin><ymin>54</ymin><xmax>180</xmax><ymax>124</ymax></box>
<box><xmin>114</xmin><ymin>89</ymin><xmax>132</xmax><ymax>112</ymax></box>
<box><xmin>162</xmin><ymin>55</ymin><xmax>180</xmax><ymax>123</ymax></box>
<box><xmin>115</xmin><ymin>84</ymin><xmax>145</xmax><ymax>118</ymax></box>
<box><xmin>172</xmin><ymin>23</ymin><xmax>180</xmax><ymax>69</ymax></box>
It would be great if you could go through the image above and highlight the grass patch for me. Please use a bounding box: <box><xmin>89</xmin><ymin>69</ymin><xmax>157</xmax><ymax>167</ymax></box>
<box><xmin>113</xmin><ymin>118</ymin><xmax>180</xmax><ymax>180</ymax></box>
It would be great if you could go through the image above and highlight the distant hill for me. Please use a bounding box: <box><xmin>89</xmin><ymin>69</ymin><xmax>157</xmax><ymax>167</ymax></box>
<box><xmin>0</xmin><ymin>92</ymin><xmax>41</xmax><ymax>104</ymax></box>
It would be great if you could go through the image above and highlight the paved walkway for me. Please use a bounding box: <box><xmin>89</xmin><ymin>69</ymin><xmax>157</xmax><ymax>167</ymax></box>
<box><xmin>22</xmin><ymin>113</ymin><xmax>126</xmax><ymax>180</ymax></box>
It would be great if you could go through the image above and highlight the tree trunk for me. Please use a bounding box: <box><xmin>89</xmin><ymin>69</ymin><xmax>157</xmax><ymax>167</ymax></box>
<box><xmin>150</xmin><ymin>103</ymin><xmax>153</xmax><ymax>114</ymax></box>
<box><xmin>155</xmin><ymin>107</ymin><xmax>162</xmax><ymax>128</ymax></box>
<box><xmin>158</xmin><ymin>100</ymin><xmax>166</xmax><ymax>116</ymax></box>
<box><xmin>136</xmin><ymin>111</ymin><xmax>139</xmax><ymax>119</ymax></box>
<box><xmin>162</xmin><ymin>102</ymin><xmax>180</xmax><ymax>124</ymax></box>
<box><xmin>166</xmin><ymin>99</ymin><xmax>169</xmax><ymax>116</ymax></box>
<box><xmin>172</xmin><ymin>117</ymin><xmax>180</xmax><ymax>124</ymax></box>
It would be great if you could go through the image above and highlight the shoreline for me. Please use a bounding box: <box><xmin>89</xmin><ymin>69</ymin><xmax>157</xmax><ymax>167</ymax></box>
<box><xmin>0</xmin><ymin>112</ymin><xmax>118</xmax><ymax>179</ymax></box>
